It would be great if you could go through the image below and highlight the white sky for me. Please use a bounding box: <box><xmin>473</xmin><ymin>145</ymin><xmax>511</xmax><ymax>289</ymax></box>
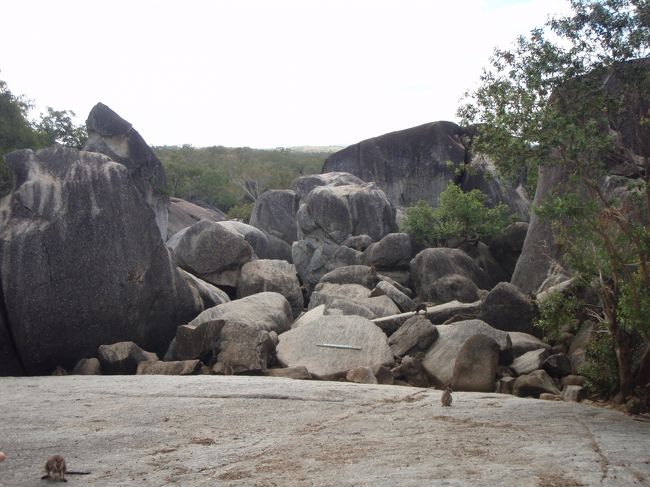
<box><xmin>1</xmin><ymin>0</ymin><xmax>570</xmax><ymax>148</ymax></box>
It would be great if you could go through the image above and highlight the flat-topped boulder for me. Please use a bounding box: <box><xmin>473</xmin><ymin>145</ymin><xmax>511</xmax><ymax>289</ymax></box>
<box><xmin>276</xmin><ymin>315</ymin><xmax>394</xmax><ymax>379</ymax></box>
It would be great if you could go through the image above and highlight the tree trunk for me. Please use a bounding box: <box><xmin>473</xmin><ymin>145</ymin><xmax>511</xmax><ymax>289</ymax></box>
<box><xmin>614</xmin><ymin>327</ymin><xmax>636</xmax><ymax>403</ymax></box>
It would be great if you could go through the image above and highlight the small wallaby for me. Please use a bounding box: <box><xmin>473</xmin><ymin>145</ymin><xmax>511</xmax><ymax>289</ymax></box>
<box><xmin>41</xmin><ymin>455</ymin><xmax>90</xmax><ymax>482</ymax></box>
<box><xmin>441</xmin><ymin>384</ymin><xmax>453</xmax><ymax>407</ymax></box>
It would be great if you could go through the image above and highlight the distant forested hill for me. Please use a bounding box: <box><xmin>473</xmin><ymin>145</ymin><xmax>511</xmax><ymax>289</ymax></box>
<box><xmin>153</xmin><ymin>145</ymin><xmax>338</xmax><ymax>215</ymax></box>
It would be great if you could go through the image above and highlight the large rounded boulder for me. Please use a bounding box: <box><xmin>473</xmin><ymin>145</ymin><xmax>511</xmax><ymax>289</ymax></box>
<box><xmin>0</xmin><ymin>147</ymin><xmax>203</xmax><ymax>374</ymax></box>
<box><xmin>167</xmin><ymin>219</ymin><xmax>254</xmax><ymax>288</ymax></box>
<box><xmin>410</xmin><ymin>248</ymin><xmax>488</xmax><ymax>304</ymax></box>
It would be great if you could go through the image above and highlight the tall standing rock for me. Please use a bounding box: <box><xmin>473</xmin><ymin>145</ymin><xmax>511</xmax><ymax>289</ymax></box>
<box><xmin>0</xmin><ymin>147</ymin><xmax>203</xmax><ymax>374</ymax></box>
<box><xmin>84</xmin><ymin>102</ymin><xmax>169</xmax><ymax>239</ymax></box>
<box><xmin>291</xmin><ymin>173</ymin><xmax>397</xmax><ymax>291</ymax></box>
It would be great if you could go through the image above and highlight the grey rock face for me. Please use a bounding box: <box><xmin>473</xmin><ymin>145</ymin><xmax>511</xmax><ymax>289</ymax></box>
<box><xmin>318</xmin><ymin>265</ymin><xmax>410</xmax><ymax>296</ymax></box>
<box><xmin>266</xmin><ymin>366</ymin><xmax>312</xmax><ymax>379</ymax></box>
<box><xmin>0</xmin><ymin>147</ymin><xmax>203</xmax><ymax>374</ymax></box>
<box><xmin>290</xmin><ymin>172</ymin><xmax>365</xmax><ymax>201</ymax></box>
<box><xmin>363</xmin><ymin>233</ymin><xmax>412</xmax><ymax>269</ymax></box>
<box><xmin>292</xmin><ymin>305</ymin><xmax>326</xmax><ymax>329</ymax></box>
<box><xmin>513</xmin><ymin>369</ymin><xmax>561</xmax><ymax>398</ymax></box>
<box><xmin>511</xmin><ymin>349</ymin><xmax>550</xmax><ymax>376</ymax></box>
<box><xmin>309</xmin><ymin>283</ymin><xmax>400</xmax><ymax>321</ymax></box>
<box><xmin>508</xmin><ymin>332</ymin><xmax>550</xmax><ymax>358</ymax></box>
<box><xmin>291</xmin><ymin>173</ymin><xmax>397</xmax><ymax>291</ymax></box>
<box><xmin>478</xmin><ymin>282</ymin><xmax>537</xmax><ymax>334</ymax></box>
<box><xmin>370</xmin><ymin>280</ymin><xmax>416</xmax><ymax>312</ymax></box>
<box><xmin>562</xmin><ymin>385</ymin><xmax>586</xmax><ymax>402</ymax></box>
<box><xmin>392</xmin><ymin>354</ymin><xmax>432</xmax><ymax>388</ymax></box>
<box><xmin>98</xmin><ymin>342</ymin><xmax>159</xmax><ymax>375</ymax></box>
<box><xmin>388</xmin><ymin>315</ymin><xmax>438</xmax><ymax>357</ymax></box>
<box><xmin>171</xmin><ymin>292</ymin><xmax>292</xmax><ymax>362</ymax></box>
<box><xmin>292</xmin><ymin>239</ymin><xmax>362</xmax><ymax>292</ymax></box>
<box><xmin>137</xmin><ymin>360</ymin><xmax>202</xmax><ymax>375</ymax></box>
<box><xmin>341</xmin><ymin>234</ymin><xmax>373</xmax><ymax>252</ymax></box>
<box><xmin>457</xmin><ymin>241</ymin><xmax>508</xmax><ymax>288</ymax></box>
<box><xmin>452</xmin><ymin>334</ymin><xmax>500</xmax><ymax>392</ymax></box>
<box><xmin>297</xmin><ymin>181</ymin><xmax>397</xmax><ymax>243</ymax></box>
<box><xmin>496</xmin><ymin>376</ymin><xmax>516</xmax><ymax>394</ymax></box>
<box><xmin>167</xmin><ymin>197</ymin><xmax>226</xmax><ymax>241</ymax></box>
<box><xmin>323</xmin><ymin>122</ymin><xmax>466</xmax><ymax>208</ymax></box>
<box><xmin>410</xmin><ymin>248</ymin><xmax>487</xmax><ymax>304</ymax></box>
<box><xmin>543</xmin><ymin>353</ymin><xmax>573</xmax><ymax>378</ymax></box>
<box><xmin>249</xmin><ymin>189</ymin><xmax>299</xmax><ymax>246</ymax></box>
<box><xmin>488</xmin><ymin>222</ymin><xmax>529</xmax><ymax>279</ymax></box>
<box><xmin>0</xmin><ymin>293</ymin><xmax>23</xmax><ymax>376</ymax></box>
<box><xmin>346</xmin><ymin>366</ymin><xmax>378</xmax><ymax>384</ymax></box>
<box><xmin>237</xmin><ymin>260</ymin><xmax>304</xmax><ymax>319</ymax></box>
<box><xmin>84</xmin><ymin>102</ymin><xmax>169</xmax><ymax>239</ymax></box>
<box><xmin>217</xmin><ymin>220</ymin><xmax>269</xmax><ymax>259</ymax></box>
<box><xmin>421</xmin><ymin>319</ymin><xmax>511</xmax><ymax>386</ymax></box>
<box><xmin>70</xmin><ymin>358</ymin><xmax>102</xmax><ymax>375</ymax></box>
<box><xmin>511</xmin><ymin>165</ymin><xmax>568</xmax><ymax>294</ymax></box>
<box><xmin>167</xmin><ymin>219</ymin><xmax>253</xmax><ymax>288</ymax></box>
<box><xmin>214</xmin><ymin>322</ymin><xmax>278</xmax><ymax>374</ymax></box>
<box><xmin>276</xmin><ymin>315</ymin><xmax>394</xmax><ymax>379</ymax></box>
<box><xmin>179</xmin><ymin>269</ymin><xmax>231</xmax><ymax>309</ymax></box>
<box><xmin>322</xmin><ymin>122</ymin><xmax>529</xmax><ymax>218</ymax></box>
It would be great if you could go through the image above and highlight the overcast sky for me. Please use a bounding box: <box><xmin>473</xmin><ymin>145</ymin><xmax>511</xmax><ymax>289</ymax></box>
<box><xmin>1</xmin><ymin>0</ymin><xmax>570</xmax><ymax>148</ymax></box>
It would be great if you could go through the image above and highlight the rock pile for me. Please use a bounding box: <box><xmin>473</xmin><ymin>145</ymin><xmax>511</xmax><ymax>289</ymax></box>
<box><xmin>0</xmin><ymin>103</ymin><xmax>610</xmax><ymax>405</ymax></box>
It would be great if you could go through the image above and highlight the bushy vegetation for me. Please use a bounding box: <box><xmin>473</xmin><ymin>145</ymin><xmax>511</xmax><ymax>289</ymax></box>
<box><xmin>155</xmin><ymin>145</ymin><xmax>329</xmax><ymax>212</ymax></box>
<box><xmin>461</xmin><ymin>0</ymin><xmax>650</xmax><ymax>401</ymax></box>
<box><xmin>0</xmin><ymin>79</ymin><xmax>86</xmax><ymax>195</ymax></box>
<box><xmin>404</xmin><ymin>183</ymin><xmax>510</xmax><ymax>247</ymax></box>
<box><xmin>535</xmin><ymin>290</ymin><xmax>581</xmax><ymax>342</ymax></box>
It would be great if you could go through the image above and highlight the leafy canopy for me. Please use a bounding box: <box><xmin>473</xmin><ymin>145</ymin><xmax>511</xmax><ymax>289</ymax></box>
<box><xmin>404</xmin><ymin>183</ymin><xmax>510</xmax><ymax>247</ymax></box>
<box><xmin>0</xmin><ymin>78</ymin><xmax>87</xmax><ymax>195</ymax></box>
<box><xmin>460</xmin><ymin>0</ymin><xmax>650</xmax><ymax>400</ymax></box>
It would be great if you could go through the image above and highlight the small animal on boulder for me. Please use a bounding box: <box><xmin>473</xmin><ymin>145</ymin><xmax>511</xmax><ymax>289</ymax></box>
<box><xmin>41</xmin><ymin>455</ymin><xmax>90</xmax><ymax>482</ymax></box>
<box><xmin>414</xmin><ymin>303</ymin><xmax>428</xmax><ymax>315</ymax></box>
<box><xmin>441</xmin><ymin>384</ymin><xmax>453</xmax><ymax>407</ymax></box>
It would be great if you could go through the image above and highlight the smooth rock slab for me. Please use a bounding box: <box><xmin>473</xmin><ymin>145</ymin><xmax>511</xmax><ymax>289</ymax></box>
<box><xmin>276</xmin><ymin>315</ymin><xmax>394</xmax><ymax>379</ymax></box>
<box><xmin>0</xmin><ymin>376</ymin><xmax>649</xmax><ymax>486</ymax></box>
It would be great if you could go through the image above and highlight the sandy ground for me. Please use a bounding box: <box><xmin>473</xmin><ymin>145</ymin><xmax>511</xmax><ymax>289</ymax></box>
<box><xmin>0</xmin><ymin>375</ymin><xmax>648</xmax><ymax>486</ymax></box>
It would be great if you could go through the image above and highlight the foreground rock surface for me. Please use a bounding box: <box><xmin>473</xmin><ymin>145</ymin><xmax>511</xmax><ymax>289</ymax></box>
<box><xmin>0</xmin><ymin>376</ymin><xmax>648</xmax><ymax>486</ymax></box>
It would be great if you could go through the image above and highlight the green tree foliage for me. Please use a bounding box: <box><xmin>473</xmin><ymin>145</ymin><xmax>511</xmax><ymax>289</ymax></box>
<box><xmin>0</xmin><ymin>80</ymin><xmax>39</xmax><ymax>194</ymax></box>
<box><xmin>35</xmin><ymin>107</ymin><xmax>87</xmax><ymax>148</ymax></box>
<box><xmin>226</xmin><ymin>202</ymin><xmax>255</xmax><ymax>223</ymax></box>
<box><xmin>154</xmin><ymin>145</ymin><xmax>328</xmax><ymax>211</ymax></box>
<box><xmin>0</xmin><ymin>79</ymin><xmax>87</xmax><ymax>195</ymax></box>
<box><xmin>404</xmin><ymin>183</ymin><xmax>510</xmax><ymax>247</ymax></box>
<box><xmin>460</xmin><ymin>0</ymin><xmax>650</xmax><ymax>401</ymax></box>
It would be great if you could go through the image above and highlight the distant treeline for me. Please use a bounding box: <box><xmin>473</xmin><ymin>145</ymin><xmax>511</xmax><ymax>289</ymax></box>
<box><xmin>153</xmin><ymin>145</ymin><xmax>336</xmax><ymax>214</ymax></box>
